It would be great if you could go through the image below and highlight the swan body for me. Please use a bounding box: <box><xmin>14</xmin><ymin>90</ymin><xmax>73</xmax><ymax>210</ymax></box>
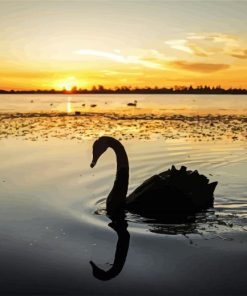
<box><xmin>90</xmin><ymin>136</ymin><xmax>217</xmax><ymax>217</ymax></box>
<box><xmin>126</xmin><ymin>166</ymin><xmax>216</xmax><ymax>216</ymax></box>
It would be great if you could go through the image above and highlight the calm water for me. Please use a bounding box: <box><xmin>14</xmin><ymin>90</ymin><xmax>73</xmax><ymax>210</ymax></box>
<box><xmin>0</xmin><ymin>93</ymin><xmax>247</xmax><ymax>114</ymax></box>
<box><xmin>0</xmin><ymin>94</ymin><xmax>247</xmax><ymax>294</ymax></box>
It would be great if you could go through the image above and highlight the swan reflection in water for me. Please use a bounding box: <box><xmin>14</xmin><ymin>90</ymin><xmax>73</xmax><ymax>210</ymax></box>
<box><xmin>89</xmin><ymin>214</ymin><xmax>195</xmax><ymax>281</ymax></box>
<box><xmin>90</xmin><ymin>215</ymin><xmax>130</xmax><ymax>281</ymax></box>
<box><xmin>89</xmin><ymin>211</ymin><xmax>215</xmax><ymax>281</ymax></box>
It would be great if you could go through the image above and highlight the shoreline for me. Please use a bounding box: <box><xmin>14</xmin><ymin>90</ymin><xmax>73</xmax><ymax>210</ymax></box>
<box><xmin>1</xmin><ymin>92</ymin><xmax>247</xmax><ymax>95</ymax></box>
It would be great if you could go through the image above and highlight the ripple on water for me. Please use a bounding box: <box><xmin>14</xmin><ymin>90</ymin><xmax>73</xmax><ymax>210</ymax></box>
<box><xmin>70</xmin><ymin>138</ymin><xmax>247</xmax><ymax>239</ymax></box>
<box><xmin>78</xmin><ymin>193</ymin><xmax>247</xmax><ymax>241</ymax></box>
<box><xmin>1</xmin><ymin>133</ymin><xmax>246</xmax><ymax>241</ymax></box>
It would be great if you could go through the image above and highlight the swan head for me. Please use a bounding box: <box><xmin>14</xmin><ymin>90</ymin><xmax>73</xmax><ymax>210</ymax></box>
<box><xmin>89</xmin><ymin>260</ymin><xmax>111</xmax><ymax>281</ymax></box>
<box><xmin>90</xmin><ymin>137</ymin><xmax>109</xmax><ymax>168</ymax></box>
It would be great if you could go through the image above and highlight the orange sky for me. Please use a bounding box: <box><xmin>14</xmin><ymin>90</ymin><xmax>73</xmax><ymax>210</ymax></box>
<box><xmin>0</xmin><ymin>1</ymin><xmax>247</xmax><ymax>90</ymax></box>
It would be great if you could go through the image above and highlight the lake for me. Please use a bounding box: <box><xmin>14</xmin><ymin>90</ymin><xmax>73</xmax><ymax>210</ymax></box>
<box><xmin>0</xmin><ymin>93</ymin><xmax>247</xmax><ymax>115</ymax></box>
<box><xmin>0</xmin><ymin>94</ymin><xmax>247</xmax><ymax>294</ymax></box>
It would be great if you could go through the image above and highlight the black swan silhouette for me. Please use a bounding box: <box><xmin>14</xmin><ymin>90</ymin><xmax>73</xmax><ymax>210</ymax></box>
<box><xmin>90</xmin><ymin>136</ymin><xmax>217</xmax><ymax>217</ymax></box>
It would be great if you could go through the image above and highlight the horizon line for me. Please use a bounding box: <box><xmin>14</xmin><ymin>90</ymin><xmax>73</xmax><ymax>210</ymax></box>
<box><xmin>1</xmin><ymin>85</ymin><xmax>247</xmax><ymax>94</ymax></box>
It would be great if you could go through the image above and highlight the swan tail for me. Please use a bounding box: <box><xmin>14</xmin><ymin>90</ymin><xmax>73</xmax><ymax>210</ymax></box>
<box><xmin>208</xmin><ymin>181</ymin><xmax>218</xmax><ymax>195</ymax></box>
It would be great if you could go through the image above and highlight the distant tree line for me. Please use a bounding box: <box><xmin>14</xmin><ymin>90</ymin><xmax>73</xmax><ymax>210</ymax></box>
<box><xmin>0</xmin><ymin>85</ymin><xmax>247</xmax><ymax>94</ymax></box>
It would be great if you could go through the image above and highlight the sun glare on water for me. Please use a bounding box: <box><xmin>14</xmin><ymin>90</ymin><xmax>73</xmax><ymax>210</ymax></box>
<box><xmin>67</xmin><ymin>97</ymin><xmax>72</xmax><ymax>113</ymax></box>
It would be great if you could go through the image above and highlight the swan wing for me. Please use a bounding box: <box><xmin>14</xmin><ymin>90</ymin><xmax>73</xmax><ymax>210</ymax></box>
<box><xmin>126</xmin><ymin>166</ymin><xmax>217</xmax><ymax>214</ymax></box>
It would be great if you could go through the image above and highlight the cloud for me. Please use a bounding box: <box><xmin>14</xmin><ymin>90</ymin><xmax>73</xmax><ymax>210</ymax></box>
<box><xmin>165</xmin><ymin>38</ymin><xmax>213</xmax><ymax>57</ymax></box>
<box><xmin>230</xmin><ymin>49</ymin><xmax>247</xmax><ymax>59</ymax></box>
<box><xmin>169</xmin><ymin>60</ymin><xmax>230</xmax><ymax>73</ymax></box>
<box><xmin>187</xmin><ymin>32</ymin><xmax>237</xmax><ymax>44</ymax></box>
<box><xmin>185</xmin><ymin>42</ymin><xmax>210</xmax><ymax>57</ymax></box>
<box><xmin>75</xmin><ymin>49</ymin><xmax>164</xmax><ymax>69</ymax></box>
<box><xmin>100</xmin><ymin>70</ymin><xmax>143</xmax><ymax>76</ymax></box>
<box><xmin>142</xmin><ymin>49</ymin><xmax>174</xmax><ymax>61</ymax></box>
<box><xmin>165</xmin><ymin>40</ymin><xmax>193</xmax><ymax>54</ymax></box>
<box><xmin>0</xmin><ymin>70</ymin><xmax>54</xmax><ymax>79</ymax></box>
<box><xmin>166</xmin><ymin>33</ymin><xmax>244</xmax><ymax>58</ymax></box>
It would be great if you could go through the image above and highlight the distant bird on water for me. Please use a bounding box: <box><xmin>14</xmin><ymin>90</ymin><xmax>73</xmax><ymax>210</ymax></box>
<box><xmin>127</xmin><ymin>100</ymin><xmax>137</xmax><ymax>107</ymax></box>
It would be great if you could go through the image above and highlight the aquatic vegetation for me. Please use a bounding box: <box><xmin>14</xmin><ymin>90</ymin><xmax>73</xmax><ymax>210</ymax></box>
<box><xmin>0</xmin><ymin>112</ymin><xmax>246</xmax><ymax>142</ymax></box>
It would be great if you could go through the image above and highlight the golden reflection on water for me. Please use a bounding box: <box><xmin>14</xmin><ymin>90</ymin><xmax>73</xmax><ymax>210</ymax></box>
<box><xmin>66</xmin><ymin>97</ymin><xmax>72</xmax><ymax>113</ymax></box>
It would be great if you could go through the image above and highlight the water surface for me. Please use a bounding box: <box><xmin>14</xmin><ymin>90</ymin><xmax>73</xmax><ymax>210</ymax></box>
<box><xmin>0</xmin><ymin>94</ymin><xmax>247</xmax><ymax>294</ymax></box>
<box><xmin>0</xmin><ymin>93</ymin><xmax>247</xmax><ymax>114</ymax></box>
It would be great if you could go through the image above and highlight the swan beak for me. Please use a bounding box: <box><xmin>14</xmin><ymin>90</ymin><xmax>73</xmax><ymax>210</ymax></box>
<box><xmin>90</xmin><ymin>161</ymin><xmax>96</xmax><ymax>168</ymax></box>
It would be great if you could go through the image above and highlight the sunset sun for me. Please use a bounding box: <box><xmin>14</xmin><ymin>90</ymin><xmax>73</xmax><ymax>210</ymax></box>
<box><xmin>55</xmin><ymin>76</ymin><xmax>78</xmax><ymax>92</ymax></box>
<box><xmin>65</xmin><ymin>85</ymin><xmax>72</xmax><ymax>92</ymax></box>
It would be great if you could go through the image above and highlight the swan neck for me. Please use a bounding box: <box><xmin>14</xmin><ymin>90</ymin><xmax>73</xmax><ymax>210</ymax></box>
<box><xmin>106</xmin><ymin>138</ymin><xmax>129</xmax><ymax>214</ymax></box>
<box><xmin>109</xmin><ymin>139</ymin><xmax>129</xmax><ymax>172</ymax></box>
